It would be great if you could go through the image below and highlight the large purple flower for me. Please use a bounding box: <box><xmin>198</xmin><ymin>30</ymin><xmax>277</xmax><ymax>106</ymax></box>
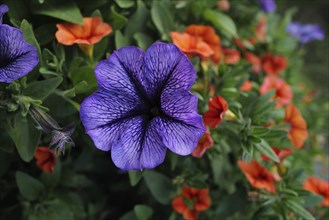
<box><xmin>0</xmin><ymin>4</ymin><xmax>39</xmax><ymax>83</ymax></box>
<box><xmin>80</xmin><ymin>42</ymin><xmax>205</xmax><ymax>170</ymax></box>
<box><xmin>286</xmin><ymin>22</ymin><xmax>325</xmax><ymax>44</ymax></box>
<box><xmin>258</xmin><ymin>0</ymin><xmax>276</xmax><ymax>13</ymax></box>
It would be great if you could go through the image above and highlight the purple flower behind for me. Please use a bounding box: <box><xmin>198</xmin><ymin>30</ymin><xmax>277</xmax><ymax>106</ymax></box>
<box><xmin>80</xmin><ymin>42</ymin><xmax>206</xmax><ymax>170</ymax></box>
<box><xmin>258</xmin><ymin>0</ymin><xmax>276</xmax><ymax>13</ymax></box>
<box><xmin>0</xmin><ymin>4</ymin><xmax>39</xmax><ymax>83</ymax></box>
<box><xmin>287</xmin><ymin>22</ymin><xmax>325</xmax><ymax>44</ymax></box>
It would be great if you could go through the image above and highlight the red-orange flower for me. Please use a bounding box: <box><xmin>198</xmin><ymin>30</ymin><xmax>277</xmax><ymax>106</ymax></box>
<box><xmin>261</xmin><ymin>147</ymin><xmax>293</xmax><ymax>162</ymax></box>
<box><xmin>56</xmin><ymin>17</ymin><xmax>112</xmax><ymax>56</ymax></box>
<box><xmin>244</xmin><ymin>52</ymin><xmax>262</xmax><ymax>74</ymax></box>
<box><xmin>259</xmin><ymin>75</ymin><xmax>293</xmax><ymax>108</ymax></box>
<box><xmin>285</xmin><ymin>104</ymin><xmax>308</xmax><ymax>148</ymax></box>
<box><xmin>262</xmin><ymin>53</ymin><xmax>288</xmax><ymax>75</ymax></box>
<box><xmin>56</xmin><ymin>17</ymin><xmax>112</xmax><ymax>45</ymax></box>
<box><xmin>238</xmin><ymin>160</ymin><xmax>276</xmax><ymax>193</ymax></box>
<box><xmin>304</xmin><ymin>177</ymin><xmax>329</xmax><ymax>206</ymax></box>
<box><xmin>192</xmin><ymin>128</ymin><xmax>214</xmax><ymax>158</ymax></box>
<box><xmin>255</xmin><ymin>15</ymin><xmax>267</xmax><ymax>42</ymax></box>
<box><xmin>171</xmin><ymin>25</ymin><xmax>222</xmax><ymax>63</ymax></box>
<box><xmin>223</xmin><ymin>47</ymin><xmax>240</xmax><ymax>64</ymax></box>
<box><xmin>34</xmin><ymin>146</ymin><xmax>56</xmax><ymax>174</ymax></box>
<box><xmin>172</xmin><ymin>186</ymin><xmax>211</xmax><ymax>220</ymax></box>
<box><xmin>203</xmin><ymin>95</ymin><xmax>228</xmax><ymax>128</ymax></box>
<box><xmin>240</xmin><ymin>80</ymin><xmax>253</xmax><ymax>91</ymax></box>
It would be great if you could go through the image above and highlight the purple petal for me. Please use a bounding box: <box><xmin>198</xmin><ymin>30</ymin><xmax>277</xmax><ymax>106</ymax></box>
<box><xmin>0</xmin><ymin>4</ymin><xmax>8</xmax><ymax>24</ymax></box>
<box><xmin>0</xmin><ymin>25</ymin><xmax>39</xmax><ymax>83</ymax></box>
<box><xmin>111</xmin><ymin>116</ymin><xmax>167</xmax><ymax>170</ymax></box>
<box><xmin>155</xmin><ymin>115</ymin><xmax>205</xmax><ymax>156</ymax></box>
<box><xmin>143</xmin><ymin>42</ymin><xmax>196</xmax><ymax>99</ymax></box>
<box><xmin>161</xmin><ymin>89</ymin><xmax>200</xmax><ymax>123</ymax></box>
<box><xmin>258</xmin><ymin>0</ymin><xmax>276</xmax><ymax>13</ymax></box>
<box><xmin>80</xmin><ymin>91</ymin><xmax>145</xmax><ymax>151</ymax></box>
<box><xmin>94</xmin><ymin>46</ymin><xmax>148</xmax><ymax>100</ymax></box>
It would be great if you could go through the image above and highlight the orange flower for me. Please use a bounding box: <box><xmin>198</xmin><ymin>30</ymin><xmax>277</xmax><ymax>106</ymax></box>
<box><xmin>304</xmin><ymin>177</ymin><xmax>329</xmax><ymax>206</ymax></box>
<box><xmin>259</xmin><ymin>75</ymin><xmax>293</xmax><ymax>108</ymax></box>
<box><xmin>34</xmin><ymin>146</ymin><xmax>56</xmax><ymax>174</ymax></box>
<box><xmin>217</xmin><ymin>0</ymin><xmax>230</xmax><ymax>11</ymax></box>
<box><xmin>262</xmin><ymin>53</ymin><xmax>287</xmax><ymax>75</ymax></box>
<box><xmin>192</xmin><ymin>128</ymin><xmax>214</xmax><ymax>158</ymax></box>
<box><xmin>223</xmin><ymin>47</ymin><xmax>240</xmax><ymax>64</ymax></box>
<box><xmin>255</xmin><ymin>15</ymin><xmax>267</xmax><ymax>42</ymax></box>
<box><xmin>240</xmin><ymin>80</ymin><xmax>253</xmax><ymax>91</ymax></box>
<box><xmin>244</xmin><ymin>52</ymin><xmax>262</xmax><ymax>74</ymax></box>
<box><xmin>261</xmin><ymin>147</ymin><xmax>293</xmax><ymax>162</ymax></box>
<box><xmin>285</xmin><ymin>104</ymin><xmax>308</xmax><ymax>148</ymax></box>
<box><xmin>171</xmin><ymin>25</ymin><xmax>222</xmax><ymax>63</ymax></box>
<box><xmin>238</xmin><ymin>160</ymin><xmax>276</xmax><ymax>193</ymax></box>
<box><xmin>203</xmin><ymin>95</ymin><xmax>228</xmax><ymax>128</ymax></box>
<box><xmin>56</xmin><ymin>17</ymin><xmax>112</xmax><ymax>56</ymax></box>
<box><xmin>172</xmin><ymin>186</ymin><xmax>211</xmax><ymax>220</ymax></box>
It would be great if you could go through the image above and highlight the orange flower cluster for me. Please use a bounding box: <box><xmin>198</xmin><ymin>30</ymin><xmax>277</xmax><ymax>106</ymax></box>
<box><xmin>304</xmin><ymin>177</ymin><xmax>329</xmax><ymax>206</ymax></box>
<box><xmin>171</xmin><ymin>25</ymin><xmax>240</xmax><ymax>64</ymax></box>
<box><xmin>259</xmin><ymin>75</ymin><xmax>293</xmax><ymax>108</ymax></box>
<box><xmin>203</xmin><ymin>95</ymin><xmax>228</xmax><ymax>128</ymax></box>
<box><xmin>244</xmin><ymin>52</ymin><xmax>287</xmax><ymax>75</ymax></box>
<box><xmin>285</xmin><ymin>104</ymin><xmax>308</xmax><ymax>148</ymax></box>
<box><xmin>172</xmin><ymin>186</ymin><xmax>211</xmax><ymax>220</ymax></box>
<box><xmin>34</xmin><ymin>146</ymin><xmax>56</xmax><ymax>174</ymax></box>
<box><xmin>238</xmin><ymin>160</ymin><xmax>276</xmax><ymax>193</ymax></box>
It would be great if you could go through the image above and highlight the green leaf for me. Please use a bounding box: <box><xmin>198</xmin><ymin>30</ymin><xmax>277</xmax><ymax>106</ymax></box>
<box><xmin>124</xmin><ymin>1</ymin><xmax>150</xmax><ymax>42</ymax></box>
<box><xmin>5</xmin><ymin>114</ymin><xmax>41</xmax><ymax>162</ymax></box>
<box><xmin>16</xmin><ymin>171</ymin><xmax>45</xmax><ymax>201</ymax></box>
<box><xmin>4</xmin><ymin>0</ymin><xmax>29</xmax><ymax>21</ymax></box>
<box><xmin>109</xmin><ymin>6</ymin><xmax>128</xmax><ymax>31</ymax></box>
<box><xmin>71</xmin><ymin>66</ymin><xmax>97</xmax><ymax>88</ymax></box>
<box><xmin>134</xmin><ymin>205</ymin><xmax>153</xmax><ymax>220</ymax></box>
<box><xmin>115</xmin><ymin>0</ymin><xmax>135</xmax><ymax>8</ymax></box>
<box><xmin>263</xmin><ymin>129</ymin><xmax>288</xmax><ymax>139</ymax></box>
<box><xmin>143</xmin><ymin>170</ymin><xmax>174</xmax><ymax>204</ymax></box>
<box><xmin>115</xmin><ymin>30</ymin><xmax>129</xmax><ymax>49</ymax></box>
<box><xmin>23</xmin><ymin>77</ymin><xmax>63</xmax><ymax>100</ymax></box>
<box><xmin>252</xmin><ymin>127</ymin><xmax>270</xmax><ymax>137</ymax></box>
<box><xmin>204</xmin><ymin>9</ymin><xmax>237</xmax><ymax>38</ymax></box>
<box><xmin>20</xmin><ymin>20</ymin><xmax>42</xmax><ymax>63</ymax></box>
<box><xmin>28</xmin><ymin>199</ymin><xmax>74</xmax><ymax>220</ymax></box>
<box><xmin>119</xmin><ymin>211</ymin><xmax>138</xmax><ymax>220</ymax></box>
<box><xmin>128</xmin><ymin>170</ymin><xmax>143</xmax><ymax>187</ymax></box>
<box><xmin>151</xmin><ymin>1</ymin><xmax>174</xmax><ymax>40</ymax></box>
<box><xmin>255</xmin><ymin>139</ymin><xmax>280</xmax><ymax>163</ymax></box>
<box><xmin>34</xmin><ymin>23</ymin><xmax>57</xmax><ymax>46</ymax></box>
<box><xmin>303</xmin><ymin>194</ymin><xmax>324</xmax><ymax>207</ymax></box>
<box><xmin>40</xmin><ymin>159</ymin><xmax>61</xmax><ymax>188</ymax></box>
<box><xmin>134</xmin><ymin>33</ymin><xmax>153</xmax><ymax>50</ymax></box>
<box><xmin>31</xmin><ymin>0</ymin><xmax>83</xmax><ymax>24</ymax></box>
<box><xmin>285</xmin><ymin>200</ymin><xmax>315</xmax><ymax>220</ymax></box>
<box><xmin>62</xmin><ymin>81</ymin><xmax>89</xmax><ymax>97</ymax></box>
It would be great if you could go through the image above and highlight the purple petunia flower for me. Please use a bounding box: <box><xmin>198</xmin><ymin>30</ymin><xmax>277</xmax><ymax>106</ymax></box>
<box><xmin>258</xmin><ymin>0</ymin><xmax>276</xmax><ymax>13</ymax></box>
<box><xmin>80</xmin><ymin>42</ymin><xmax>206</xmax><ymax>170</ymax></box>
<box><xmin>286</xmin><ymin>22</ymin><xmax>325</xmax><ymax>44</ymax></box>
<box><xmin>0</xmin><ymin>4</ymin><xmax>39</xmax><ymax>83</ymax></box>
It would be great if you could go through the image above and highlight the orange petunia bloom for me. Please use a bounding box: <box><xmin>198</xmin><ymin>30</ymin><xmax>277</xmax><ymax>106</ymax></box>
<box><xmin>240</xmin><ymin>80</ymin><xmax>253</xmax><ymax>92</ymax></box>
<box><xmin>192</xmin><ymin>128</ymin><xmax>214</xmax><ymax>158</ymax></box>
<box><xmin>56</xmin><ymin>17</ymin><xmax>112</xmax><ymax>56</ymax></box>
<box><xmin>255</xmin><ymin>15</ymin><xmax>267</xmax><ymax>42</ymax></box>
<box><xmin>261</xmin><ymin>147</ymin><xmax>293</xmax><ymax>162</ymax></box>
<box><xmin>285</xmin><ymin>104</ymin><xmax>308</xmax><ymax>148</ymax></box>
<box><xmin>172</xmin><ymin>186</ymin><xmax>211</xmax><ymax>220</ymax></box>
<box><xmin>262</xmin><ymin>53</ymin><xmax>287</xmax><ymax>75</ymax></box>
<box><xmin>222</xmin><ymin>47</ymin><xmax>240</xmax><ymax>64</ymax></box>
<box><xmin>304</xmin><ymin>177</ymin><xmax>329</xmax><ymax>206</ymax></box>
<box><xmin>244</xmin><ymin>52</ymin><xmax>262</xmax><ymax>74</ymax></box>
<box><xmin>34</xmin><ymin>146</ymin><xmax>56</xmax><ymax>174</ymax></box>
<box><xmin>203</xmin><ymin>95</ymin><xmax>228</xmax><ymax>128</ymax></box>
<box><xmin>259</xmin><ymin>75</ymin><xmax>293</xmax><ymax>108</ymax></box>
<box><xmin>238</xmin><ymin>160</ymin><xmax>276</xmax><ymax>193</ymax></box>
<box><xmin>171</xmin><ymin>25</ymin><xmax>222</xmax><ymax>63</ymax></box>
